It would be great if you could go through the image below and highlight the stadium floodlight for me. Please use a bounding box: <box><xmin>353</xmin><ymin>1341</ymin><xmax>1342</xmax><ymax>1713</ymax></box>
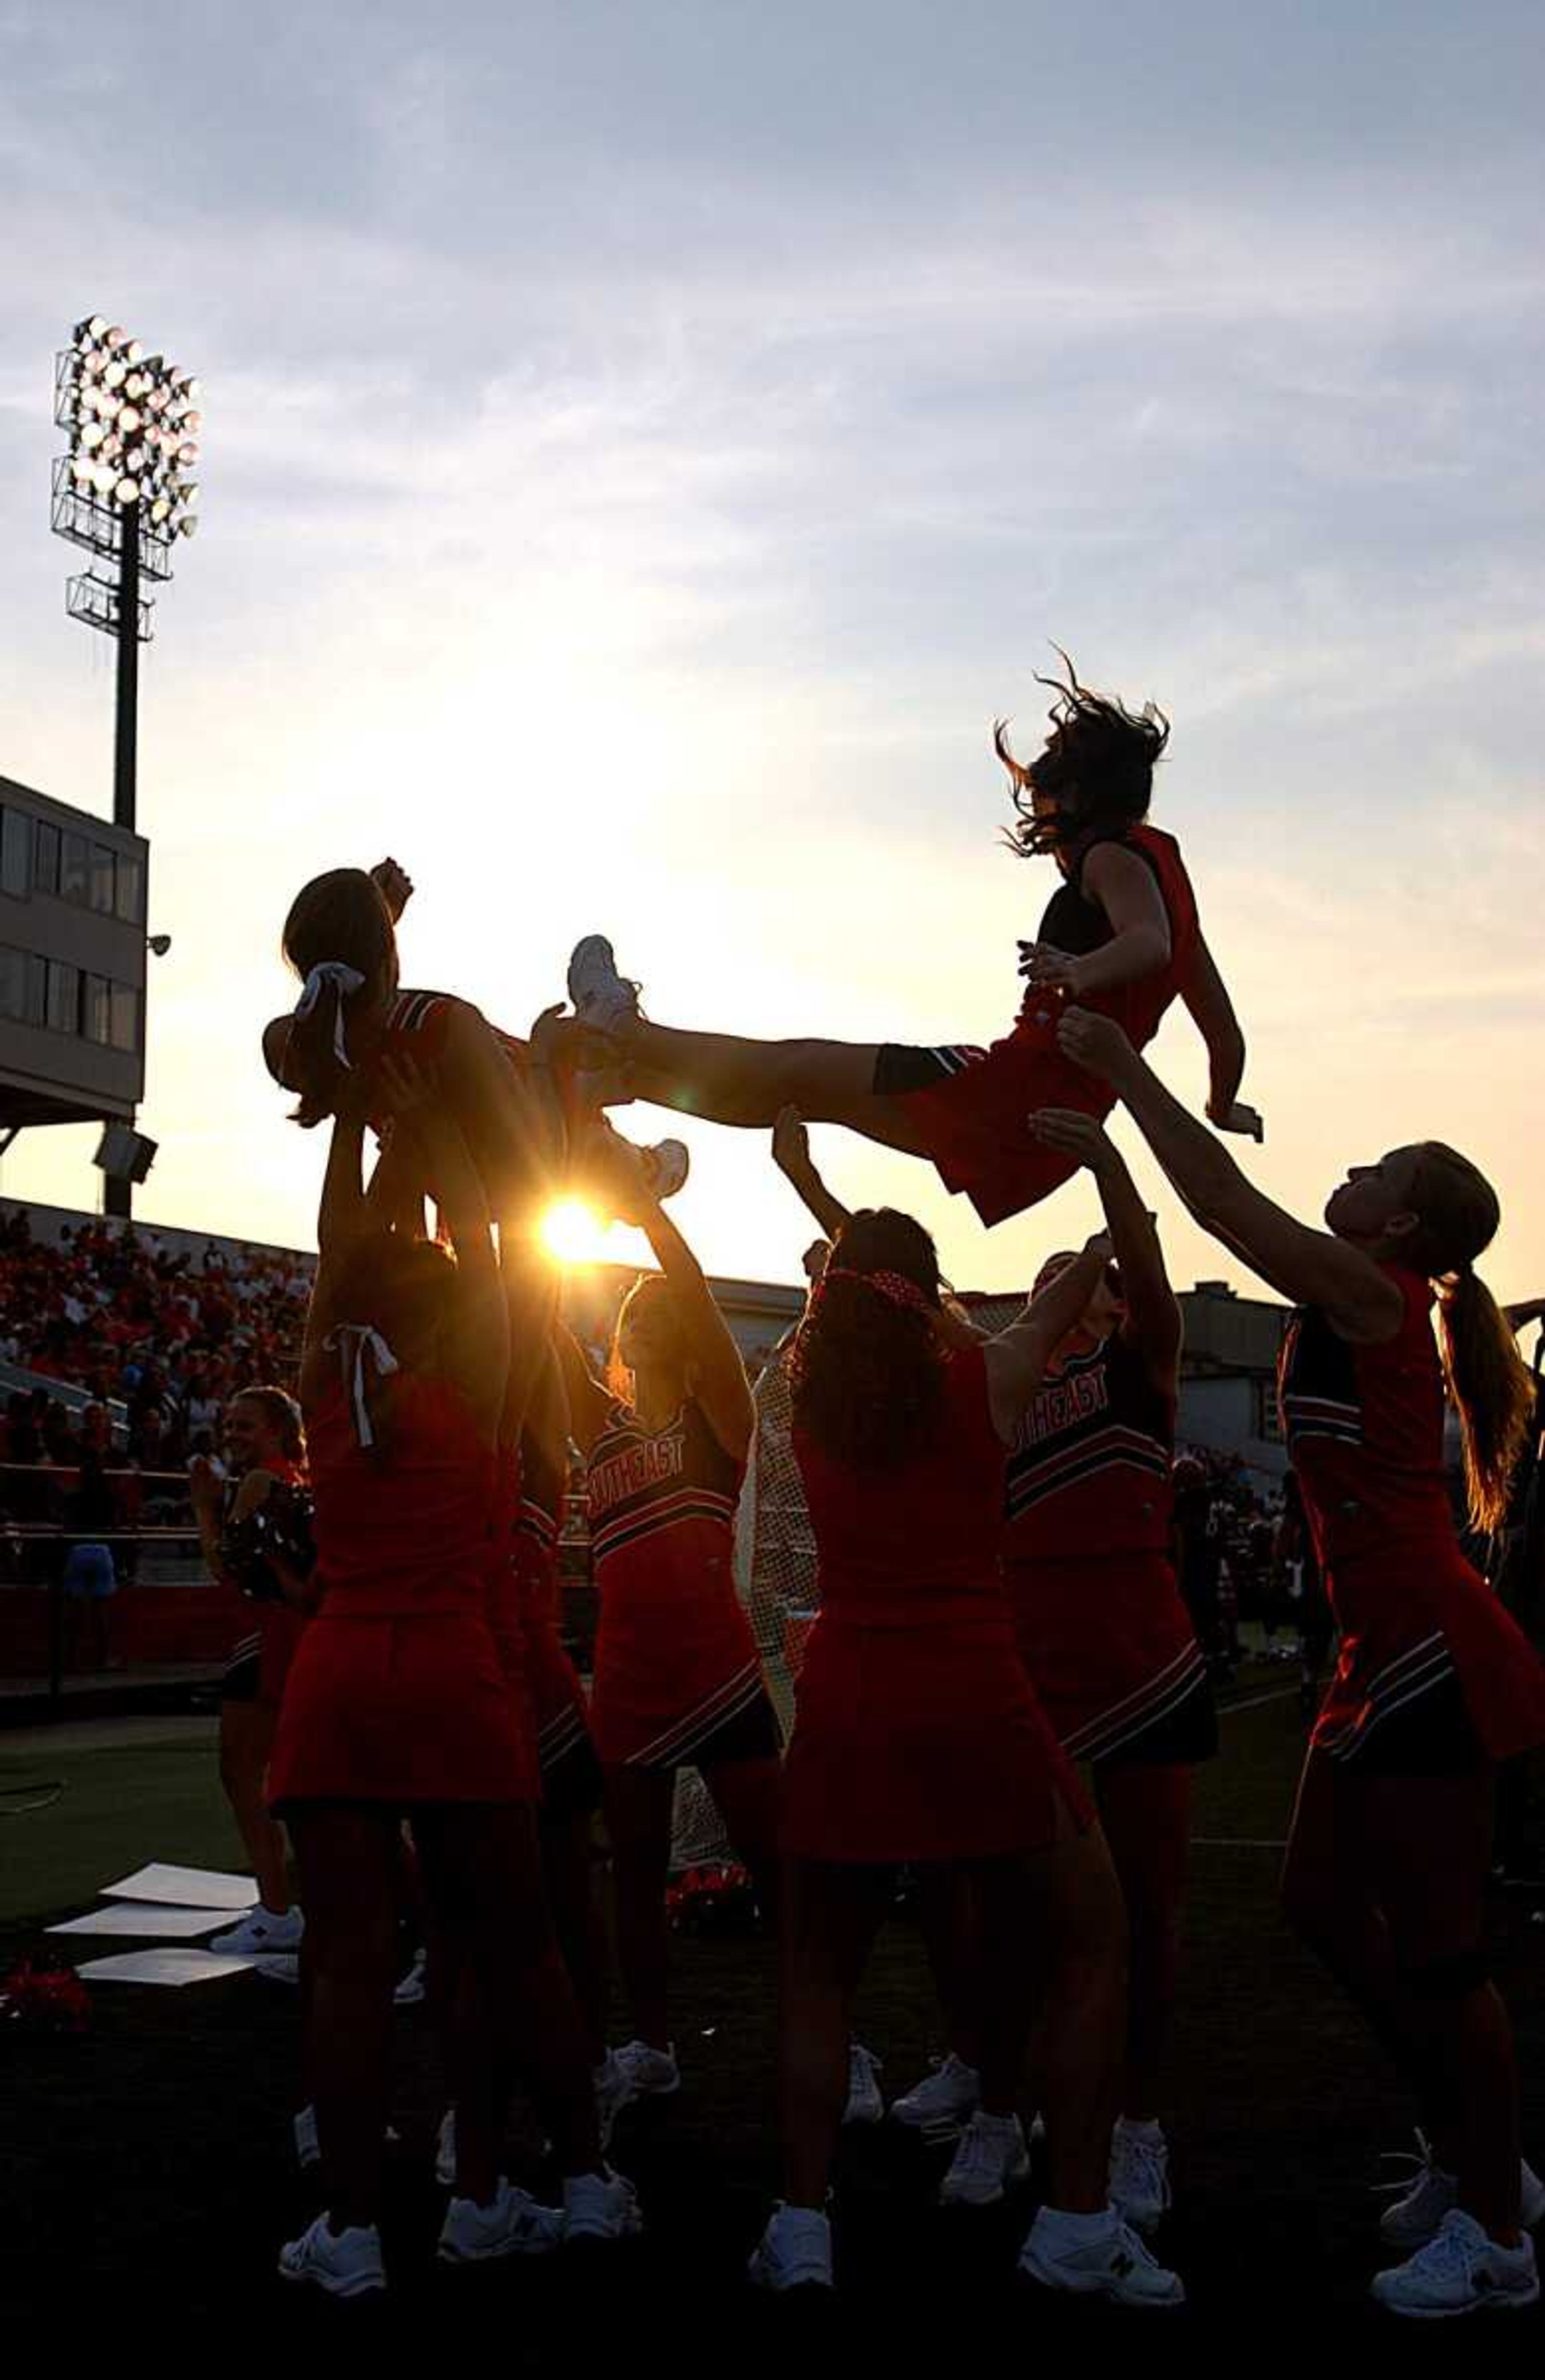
<box><xmin>51</xmin><ymin>310</ymin><xmax>207</xmax><ymax>1219</ymax></box>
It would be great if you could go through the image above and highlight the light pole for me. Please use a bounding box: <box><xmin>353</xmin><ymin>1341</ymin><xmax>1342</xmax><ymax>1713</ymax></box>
<box><xmin>51</xmin><ymin>316</ymin><xmax>202</xmax><ymax>1211</ymax></box>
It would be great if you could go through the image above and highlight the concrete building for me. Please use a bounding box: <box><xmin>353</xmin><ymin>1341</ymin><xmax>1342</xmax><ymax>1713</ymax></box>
<box><xmin>0</xmin><ymin>774</ymin><xmax>149</xmax><ymax>1131</ymax></box>
<box><xmin>1176</xmin><ymin>1278</ymin><xmax>1289</xmax><ymax>1485</ymax></box>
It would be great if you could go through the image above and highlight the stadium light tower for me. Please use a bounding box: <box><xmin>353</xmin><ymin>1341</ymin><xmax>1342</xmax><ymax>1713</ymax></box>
<box><xmin>50</xmin><ymin>315</ymin><xmax>202</xmax><ymax>1214</ymax></box>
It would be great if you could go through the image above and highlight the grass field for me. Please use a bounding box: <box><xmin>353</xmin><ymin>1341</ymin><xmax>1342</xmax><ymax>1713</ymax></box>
<box><xmin>3</xmin><ymin>1671</ymin><xmax>1543</xmax><ymax>2342</ymax></box>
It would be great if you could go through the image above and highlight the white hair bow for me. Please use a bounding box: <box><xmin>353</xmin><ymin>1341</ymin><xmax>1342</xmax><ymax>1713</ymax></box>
<box><xmin>294</xmin><ymin>962</ymin><xmax>366</xmax><ymax>1069</ymax></box>
<box><xmin>325</xmin><ymin>1324</ymin><xmax>400</xmax><ymax>1449</ymax></box>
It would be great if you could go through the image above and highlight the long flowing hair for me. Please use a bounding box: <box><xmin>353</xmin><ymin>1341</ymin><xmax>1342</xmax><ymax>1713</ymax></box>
<box><xmin>995</xmin><ymin>647</ymin><xmax>1170</xmax><ymax>859</ymax></box>
<box><xmin>790</xmin><ymin>1208</ymin><xmax>946</xmax><ymax>1470</ymax></box>
<box><xmin>1406</xmin><ymin>1142</ymin><xmax>1533</xmax><ymax>1533</ymax></box>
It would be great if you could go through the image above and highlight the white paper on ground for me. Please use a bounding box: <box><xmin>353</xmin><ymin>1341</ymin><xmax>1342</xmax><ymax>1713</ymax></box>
<box><xmin>75</xmin><ymin>1947</ymin><xmax>263</xmax><ymax>1985</ymax></box>
<box><xmin>47</xmin><ymin>1903</ymin><xmax>237</xmax><ymax>1940</ymax></box>
<box><xmin>101</xmin><ymin>1863</ymin><xmax>257</xmax><ymax>1911</ymax></box>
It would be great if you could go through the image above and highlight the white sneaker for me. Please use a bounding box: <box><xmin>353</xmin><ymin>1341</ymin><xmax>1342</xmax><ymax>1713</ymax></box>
<box><xmin>1372</xmin><ymin>2209</ymin><xmax>1540</xmax><ymax>2318</ymax></box>
<box><xmin>437</xmin><ymin>2180</ymin><xmax>566</xmax><ymax>2264</ymax></box>
<box><xmin>748</xmin><ymin>2203</ymin><xmax>835</xmax><ymax>2291</ymax></box>
<box><xmin>435</xmin><ymin>2106</ymin><xmax>457</xmax><ymax>2189</ymax></box>
<box><xmin>842</xmin><ymin>2043</ymin><xmax>884</xmax><ymax>2127</ymax></box>
<box><xmin>594</xmin><ymin>2051</ymin><xmax>636</xmax><ymax>2152</ymax></box>
<box><xmin>890</xmin><ymin>2053</ymin><xmax>981</xmax><ymax>2140</ymax></box>
<box><xmin>639</xmin><ymin>1140</ymin><xmax>690</xmax><ymax>1202</ymax></box>
<box><xmin>564</xmin><ymin>2165</ymin><xmax>645</xmax><ymax>2243</ymax></box>
<box><xmin>294</xmin><ymin>2103</ymin><xmax>320</xmax><ymax>2172</ymax></box>
<box><xmin>278</xmin><ymin>2213</ymin><xmax>386</xmax><ymax>2298</ymax></box>
<box><xmin>940</xmin><ymin>2110</ymin><xmax>1030</xmax><ymax>2207</ymax></box>
<box><xmin>1378</xmin><ymin>2131</ymin><xmax>1545</xmax><ymax>2250</ymax></box>
<box><xmin>567</xmin><ymin>936</ymin><xmax>639</xmax><ymax>1034</ymax></box>
<box><xmin>1019</xmin><ymin>2205</ymin><xmax>1185</xmax><ymax>2307</ymax></box>
<box><xmin>611</xmin><ymin>2039</ymin><xmax>681</xmax><ymax>2100</ymax></box>
<box><xmin>256</xmin><ymin>1954</ymin><xmax>301</xmax><ymax>1986</ymax></box>
<box><xmin>1110</xmin><ymin>2118</ymin><xmax>1172</xmax><ymax>2233</ymax></box>
<box><xmin>393</xmin><ymin>1949</ymin><xmax>427</xmax><ymax>2007</ymax></box>
<box><xmin>209</xmin><ymin>1904</ymin><xmax>303</xmax><ymax>1957</ymax></box>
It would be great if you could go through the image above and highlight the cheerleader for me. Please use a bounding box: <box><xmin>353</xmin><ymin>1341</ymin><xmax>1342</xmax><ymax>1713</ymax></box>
<box><xmin>566</xmin><ymin>654</ymin><xmax>1257</xmax><ymax>1227</ymax></box>
<box><xmin>563</xmin><ymin>1138</ymin><xmax>782</xmax><ymax>2107</ymax></box>
<box><xmin>190</xmin><ymin>1387</ymin><xmax>311</xmax><ymax>1959</ymax></box>
<box><xmin>751</xmin><ymin>1208</ymin><xmax>1182</xmax><ymax>2305</ymax></box>
<box><xmin>271</xmin><ymin>1061</ymin><xmax>638</xmax><ymax>2298</ymax></box>
<box><xmin>1058</xmin><ymin>1004</ymin><xmax>1545</xmax><ymax>2318</ymax></box>
<box><xmin>261</xmin><ymin>856</ymin><xmax>688</xmax><ymax>1205</ymax></box>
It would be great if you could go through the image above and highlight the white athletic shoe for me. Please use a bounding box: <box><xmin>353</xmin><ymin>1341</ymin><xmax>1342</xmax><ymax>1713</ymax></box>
<box><xmin>1109</xmin><ymin>2118</ymin><xmax>1172</xmax><ymax>2233</ymax></box>
<box><xmin>611</xmin><ymin>2039</ymin><xmax>681</xmax><ymax>2100</ymax></box>
<box><xmin>437</xmin><ymin>2180</ymin><xmax>566</xmax><ymax>2265</ymax></box>
<box><xmin>278</xmin><ymin>2213</ymin><xmax>386</xmax><ymax>2299</ymax></box>
<box><xmin>435</xmin><ymin>2106</ymin><xmax>457</xmax><ymax>2189</ymax></box>
<box><xmin>748</xmin><ymin>2203</ymin><xmax>835</xmax><ymax>2291</ymax></box>
<box><xmin>567</xmin><ymin>936</ymin><xmax>639</xmax><ymax>1034</ymax></box>
<box><xmin>639</xmin><ymin>1140</ymin><xmax>690</xmax><ymax>1203</ymax></box>
<box><xmin>209</xmin><ymin>1904</ymin><xmax>303</xmax><ymax>1957</ymax></box>
<box><xmin>594</xmin><ymin>2050</ymin><xmax>636</xmax><ymax>2152</ymax></box>
<box><xmin>1019</xmin><ymin>2205</ymin><xmax>1186</xmax><ymax>2307</ymax></box>
<box><xmin>890</xmin><ymin>2052</ymin><xmax>981</xmax><ymax>2139</ymax></box>
<box><xmin>1372</xmin><ymin>2209</ymin><xmax>1540</xmax><ymax>2318</ymax></box>
<box><xmin>256</xmin><ymin>1954</ymin><xmax>301</xmax><ymax>1986</ymax></box>
<box><xmin>393</xmin><ymin>1949</ymin><xmax>428</xmax><ymax>2007</ymax></box>
<box><xmin>563</xmin><ymin>2165</ymin><xmax>645</xmax><ymax>2243</ymax></box>
<box><xmin>1378</xmin><ymin>2131</ymin><xmax>1545</xmax><ymax>2250</ymax></box>
<box><xmin>294</xmin><ymin>2103</ymin><xmax>320</xmax><ymax>2172</ymax></box>
<box><xmin>842</xmin><ymin>2043</ymin><xmax>884</xmax><ymax>2127</ymax></box>
<box><xmin>939</xmin><ymin>2110</ymin><xmax>1030</xmax><ymax>2207</ymax></box>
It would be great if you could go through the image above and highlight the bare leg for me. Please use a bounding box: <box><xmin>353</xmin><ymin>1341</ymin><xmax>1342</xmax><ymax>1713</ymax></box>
<box><xmin>617</xmin><ymin>1020</ymin><xmax>933</xmax><ymax>1153</ymax></box>
<box><xmin>1281</xmin><ymin>1752</ymin><xmax>1522</xmax><ymax>2240</ymax></box>
<box><xmin>702</xmin><ymin>1753</ymin><xmax>785</xmax><ymax>1933</ymax></box>
<box><xmin>1026</xmin><ymin>1813</ymin><xmax>1130</xmax><ymax>2213</ymax></box>
<box><xmin>1095</xmin><ymin>1760</ymin><xmax>1193</xmax><ymax>2121</ymax></box>
<box><xmin>913</xmin><ymin>1865</ymin><xmax>984</xmax><ymax>2071</ymax></box>
<box><xmin>969</xmin><ymin>1857</ymin><xmax>1039</xmax><ymax>2118</ymax></box>
<box><xmin>288</xmin><ymin>1805</ymin><xmax>400</xmax><ymax>2231</ymax></box>
<box><xmin>415</xmin><ymin>1802</ymin><xmax>604</xmax><ymax>2190</ymax></box>
<box><xmin>602</xmin><ymin>1766</ymin><xmax>677</xmax><ymax>2049</ymax></box>
<box><xmin>219</xmin><ymin>1699</ymin><xmax>292</xmax><ymax>1915</ymax></box>
<box><xmin>780</xmin><ymin>1860</ymin><xmax>894</xmax><ymax>2208</ymax></box>
<box><xmin>540</xmin><ymin>1807</ymin><xmax>610</xmax><ymax>2069</ymax></box>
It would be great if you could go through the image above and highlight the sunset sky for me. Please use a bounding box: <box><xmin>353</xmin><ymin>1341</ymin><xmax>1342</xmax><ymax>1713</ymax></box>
<box><xmin>2</xmin><ymin>2</ymin><xmax>1543</xmax><ymax>1303</ymax></box>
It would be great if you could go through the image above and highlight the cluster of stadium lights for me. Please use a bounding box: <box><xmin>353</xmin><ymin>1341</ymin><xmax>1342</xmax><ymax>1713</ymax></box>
<box><xmin>56</xmin><ymin>316</ymin><xmax>200</xmax><ymax>536</ymax></box>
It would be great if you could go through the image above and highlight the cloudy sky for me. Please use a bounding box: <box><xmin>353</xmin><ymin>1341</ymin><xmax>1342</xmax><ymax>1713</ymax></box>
<box><xmin>2</xmin><ymin>1</ymin><xmax>1543</xmax><ymax>1300</ymax></box>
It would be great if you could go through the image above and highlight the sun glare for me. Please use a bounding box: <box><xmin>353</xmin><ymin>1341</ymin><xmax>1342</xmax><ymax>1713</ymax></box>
<box><xmin>540</xmin><ymin>1197</ymin><xmax>612</xmax><ymax>1267</ymax></box>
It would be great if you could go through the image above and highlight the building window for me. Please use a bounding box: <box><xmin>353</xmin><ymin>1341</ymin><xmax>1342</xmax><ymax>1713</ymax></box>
<box><xmin>89</xmin><ymin>843</ymin><xmax>117</xmax><ymax>915</ymax></box>
<box><xmin>1</xmin><ymin>809</ymin><xmax>30</xmax><ymax>900</ymax></box>
<box><xmin>33</xmin><ymin>821</ymin><xmax>59</xmax><ymax>896</ymax></box>
<box><xmin>83</xmin><ymin>973</ymin><xmax>112</xmax><ymax>1045</ymax></box>
<box><xmin>109</xmin><ymin>983</ymin><xmax>139</xmax><ymax>1053</ymax></box>
<box><xmin>1255</xmin><ymin>1379</ymin><xmax>1284</xmax><ymax>1444</ymax></box>
<box><xmin>0</xmin><ymin>944</ymin><xmax>22</xmax><ymax>1020</ymax></box>
<box><xmin>60</xmin><ymin>833</ymin><xmax>90</xmax><ymax>905</ymax></box>
<box><xmin>47</xmin><ymin>960</ymin><xmax>80</xmax><ymax>1035</ymax></box>
<box><xmin>114</xmin><ymin>851</ymin><xmax>144</xmax><ymax>925</ymax></box>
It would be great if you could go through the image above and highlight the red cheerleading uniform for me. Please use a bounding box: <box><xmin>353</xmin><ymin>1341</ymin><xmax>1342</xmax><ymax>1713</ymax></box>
<box><xmin>220</xmin><ymin>1453</ymin><xmax>310</xmax><ymax>1709</ymax></box>
<box><xmin>876</xmin><ymin>824</ymin><xmax>1200</xmax><ymax>1228</ymax></box>
<box><xmin>513</xmin><ymin>1429</ymin><xmax>597</xmax><ymax>1794</ymax></box>
<box><xmin>785</xmin><ymin>1344</ymin><xmax>1088</xmax><ymax>1863</ymax></box>
<box><xmin>1281</xmin><ymin>1266</ymin><xmax>1545</xmax><ymax>1769</ymax></box>
<box><xmin>1003</xmin><ymin>1332</ymin><xmax>1213</xmax><ymax>1765</ymax></box>
<box><xmin>268</xmin><ymin>1371</ymin><xmax>536</xmax><ymax>1809</ymax></box>
<box><xmin>586</xmin><ymin>1397</ymin><xmax>775</xmax><ymax>1769</ymax></box>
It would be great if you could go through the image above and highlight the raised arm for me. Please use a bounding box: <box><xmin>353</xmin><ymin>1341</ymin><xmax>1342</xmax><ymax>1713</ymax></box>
<box><xmin>1057</xmin><ymin>1008</ymin><xmax>1403</xmax><ymax>1344</ymax></box>
<box><xmin>1029</xmin><ymin>1110</ymin><xmax>1181</xmax><ymax>1391</ymax></box>
<box><xmin>379</xmin><ymin>1055</ymin><xmax>508</xmax><ymax>1431</ymax></box>
<box><xmin>982</xmin><ymin>1236</ymin><xmax>1113</xmax><ymax>1444</ymax></box>
<box><xmin>772</xmin><ymin>1106</ymin><xmax>853</xmax><ymax>1242</ymax></box>
<box><xmin>599</xmin><ymin>1136</ymin><xmax>754</xmax><ymax>1461</ymax></box>
<box><xmin>554</xmin><ymin>1321</ymin><xmax>614</xmax><ymax>1459</ymax></box>
<box><xmin>1181</xmin><ymin>933</ymin><xmax>1249</xmax><ymax>1129</ymax></box>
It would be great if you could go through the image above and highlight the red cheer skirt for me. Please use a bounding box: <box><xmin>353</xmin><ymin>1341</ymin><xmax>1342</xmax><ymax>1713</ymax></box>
<box><xmin>1006</xmin><ymin>1552</ymin><xmax>1211</xmax><ymax>1763</ymax></box>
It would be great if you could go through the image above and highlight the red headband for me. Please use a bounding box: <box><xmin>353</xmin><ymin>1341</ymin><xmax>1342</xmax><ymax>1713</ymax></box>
<box><xmin>820</xmin><ymin>1265</ymin><xmax>936</xmax><ymax>1317</ymax></box>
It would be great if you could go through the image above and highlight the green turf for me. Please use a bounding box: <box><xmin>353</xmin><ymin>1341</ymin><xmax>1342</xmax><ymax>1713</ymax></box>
<box><xmin>0</xmin><ymin>1724</ymin><xmax>237</xmax><ymax>1924</ymax></box>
